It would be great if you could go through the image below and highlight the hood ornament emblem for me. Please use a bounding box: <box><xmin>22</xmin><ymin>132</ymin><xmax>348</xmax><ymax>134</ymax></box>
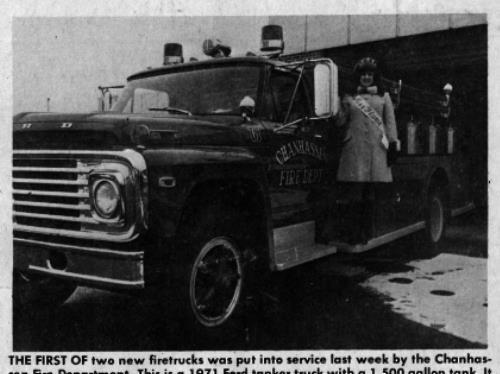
<box><xmin>61</xmin><ymin>122</ymin><xmax>73</xmax><ymax>128</ymax></box>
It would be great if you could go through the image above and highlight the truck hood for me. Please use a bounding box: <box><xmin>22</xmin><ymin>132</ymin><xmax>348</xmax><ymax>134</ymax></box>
<box><xmin>13</xmin><ymin>111</ymin><xmax>248</xmax><ymax>149</ymax></box>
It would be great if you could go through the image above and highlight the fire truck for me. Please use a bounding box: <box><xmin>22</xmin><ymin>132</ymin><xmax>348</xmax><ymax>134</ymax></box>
<box><xmin>13</xmin><ymin>25</ymin><xmax>474</xmax><ymax>330</ymax></box>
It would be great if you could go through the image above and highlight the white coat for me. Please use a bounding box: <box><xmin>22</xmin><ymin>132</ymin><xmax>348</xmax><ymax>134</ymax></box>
<box><xmin>336</xmin><ymin>87</ymin><xmax>398</xmax><ymax>182</ymax></box>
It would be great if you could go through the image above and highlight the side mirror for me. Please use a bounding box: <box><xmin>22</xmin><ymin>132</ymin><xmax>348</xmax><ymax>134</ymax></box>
<box><xmin>313</xmin><ymin>60</ymin><xmax>339</xmax><ymax>117</ymax></box>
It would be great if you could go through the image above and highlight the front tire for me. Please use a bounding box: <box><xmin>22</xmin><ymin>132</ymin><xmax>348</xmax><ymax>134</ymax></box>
<box><xmin>165</xmin><ymin>206</ymin><xmax>257</xmax><ymax>342</ymax></box>
<box><xmin>188</xmin><ymin>236</ymin><xmax>244</xmax><ymax>327</ymax></box>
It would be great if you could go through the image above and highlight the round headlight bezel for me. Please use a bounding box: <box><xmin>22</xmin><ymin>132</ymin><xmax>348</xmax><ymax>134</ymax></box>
<box><xmin>91</xmin><ymin>178</ymin><xmax>122</xmax><ymax>220</ymax></box>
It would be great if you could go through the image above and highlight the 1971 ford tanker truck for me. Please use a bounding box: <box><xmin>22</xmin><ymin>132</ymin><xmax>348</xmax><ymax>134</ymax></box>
<box><xmin>13</xmin><ymin>25</ymin><xmax>473</xmax><ymax>330</ymax></box>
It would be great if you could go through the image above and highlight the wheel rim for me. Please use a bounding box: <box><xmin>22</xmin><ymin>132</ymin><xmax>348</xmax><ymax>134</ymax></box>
<box><xmin>429</xmin><ymin>196</ymin><xmax>444</xmax><ymax>242</ymax></box>
<box><xmin>189</xmin><ymin>237</ymin><xmax>243</xmax><ymax>327</ymax></box>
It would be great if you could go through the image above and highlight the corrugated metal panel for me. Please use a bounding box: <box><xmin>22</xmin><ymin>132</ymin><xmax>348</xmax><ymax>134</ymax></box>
<box><xmin>305</xmin><ymin>15</ymin><xmax>349</xmax><ymax>50</ymax></box>
<box><xmin>350</xmin><ymin>15</ymin><xmax>397</xmax><ymax>44</ymax></box>
<box><xmin>270</xmin><ymin>14</ymin><xmax>486</xmax><ymax>53</ymax></box>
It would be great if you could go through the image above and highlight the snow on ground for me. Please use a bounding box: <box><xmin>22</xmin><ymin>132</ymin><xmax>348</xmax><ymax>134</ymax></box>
<box><xmin>361</xmin><ymin>253</ymin><xmax>487</xmax><ymax>344</ymax></box>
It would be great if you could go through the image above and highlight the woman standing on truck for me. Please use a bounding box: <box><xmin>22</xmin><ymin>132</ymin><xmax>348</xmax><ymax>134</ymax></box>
<box><xmin>336</xmin><ymin>57</ymin><xmax>399</xmax><ymax>244</ymax></box>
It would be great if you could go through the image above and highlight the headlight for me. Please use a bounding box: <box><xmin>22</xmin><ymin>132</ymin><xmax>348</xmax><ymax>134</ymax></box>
<box><xmin>92</xmin><ymin>179</ymin><xmax>121</xmax><ymax>219</ymax></box>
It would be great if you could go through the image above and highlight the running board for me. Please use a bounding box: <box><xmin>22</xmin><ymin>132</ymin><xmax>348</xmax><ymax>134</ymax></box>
<box><xmin>272</xmin><ymin>202</ymin><xmax>474</xmax><ymax>270</ymax></box>
<box><xmin>275</xmin><ymin>242</ymin><xmax>338</xmax><ymax>271</ymax></box>
<box><xmin>273</xmin><ymin>221</ymin><xmax>338</xmax><ymax>271</ymax></box>
<box><xmin>333</xmin><ymin>221</ymin><xmax>425</xmax><ymax>254</ymax></box>
<box><xmin>273</xmin><ymin>220</ymin><xmax>426</xmax><ymax>269</ymax></box>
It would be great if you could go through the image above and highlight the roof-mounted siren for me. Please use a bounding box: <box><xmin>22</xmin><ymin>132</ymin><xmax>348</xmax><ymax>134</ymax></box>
<box><xmin>164</xmin><ymin>43</ymin><xmax>184</xmax><ymax>65</ymax></box>
<box><xmin>202</xmin><ymin>39</ymin><xmax>231</xmax><ymax>58</ymax></box>
<box><xmin>261</xmin><ymin>25</ymin><xmax>284</xmax><ymax>58</ymax></box>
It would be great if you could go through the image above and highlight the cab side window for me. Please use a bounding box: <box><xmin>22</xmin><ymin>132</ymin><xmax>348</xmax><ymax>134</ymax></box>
<box><xmin>262</xmin><ymin>70</ymin><xmax>311</xmax><ymax>123</ymax></box>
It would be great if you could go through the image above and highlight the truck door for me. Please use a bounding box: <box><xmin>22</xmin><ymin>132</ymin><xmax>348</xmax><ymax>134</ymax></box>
<box><xmin>260</xmin><ymin>66</ymin><xmax>334</xmax><ymax>229</ymax></box>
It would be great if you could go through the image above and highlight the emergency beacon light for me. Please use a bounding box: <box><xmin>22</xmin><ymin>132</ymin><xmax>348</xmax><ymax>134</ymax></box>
<box><xmin>261</xmin><ymin>25</ymin><xmax>284</xmax><ymax>56</ymax></box>
<box><xmin>164</xmin><ymin>43</ymin><xmax>184</xmax><ymax>65</ymax></box>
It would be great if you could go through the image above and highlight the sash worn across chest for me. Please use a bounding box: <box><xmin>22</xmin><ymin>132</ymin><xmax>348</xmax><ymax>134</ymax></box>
<box><xmin>353</xmin><ymin>95</ymin><xmax>389</xmax><ymax>150</ymax></box>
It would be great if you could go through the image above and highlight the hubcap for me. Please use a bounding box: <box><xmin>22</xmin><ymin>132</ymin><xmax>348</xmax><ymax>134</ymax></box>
<box><xmin>429</xmin><ymin>196</ymin><xmax>444</xmax><ymax>242</ymax></box>
<box><xmin>189</xmin><ymin>237</ymin><xmax>243</xmax><ymax>327</ymax></box>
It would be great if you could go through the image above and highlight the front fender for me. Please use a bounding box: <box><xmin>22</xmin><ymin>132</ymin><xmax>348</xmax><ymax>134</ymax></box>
<box><xmin>142</xmin><ymin>147</ymin><xmax>272</xmax><ymax>238</ymax></box>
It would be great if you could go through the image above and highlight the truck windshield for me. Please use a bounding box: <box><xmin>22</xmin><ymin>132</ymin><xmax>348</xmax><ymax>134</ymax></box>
<box><xmin>112</xmin><ymin>65</ymin><xmax>261</xmax><ymax>116</ymax></box>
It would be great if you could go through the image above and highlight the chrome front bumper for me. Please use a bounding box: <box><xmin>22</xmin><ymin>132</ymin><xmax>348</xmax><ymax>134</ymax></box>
<box><xmin>14</xmin><ymin>237</ymin><xmax>144</xmax><ymax>290</ymax></box>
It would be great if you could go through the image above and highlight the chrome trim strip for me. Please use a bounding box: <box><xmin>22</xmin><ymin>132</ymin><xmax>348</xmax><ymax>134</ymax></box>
<box><xmin>28</xmin><ymin>265</ymin><xmax>144</xmax><ymax>289</ymax></box>
<box><xmin>14</xmin><ymin>211</ymin><xmax>96</xmax><ymax>224</ymax></box>
<box><xmin>13</xmin><ymin>166</ymin><xmax>91</xmax><ymax>173</ymax></box>
<box><xmin>276</xmin><ymin>243</ymin><xmax>338</xmax><ymax>271</ymax></box>
<box><xmin>14</xmin><ymin>201</ymin><xmax>91</xmax><ymax>210</ymax></box>
<box><xmin>14</xmin><ymin>223</ymin><xmax>139</xmax><ymax>242</ymax></box>
<box><xmin>13</xmin><ymin>189</ymin><xmax>89</xmax><ymax>198</ymax></box>
<box><xmin>451</xmin><ymin>202</ymin><xmax>475</xmax><ymax>217</ymax></box>
<box><xmin>13</xmin><ymin>149</ymin><xmax>147</xmax><ymax>172</ymax></box>
<box><xmin>13</xmin><ymin>178</ymin><xmax>88</xmax><ymax>185</ymax></box>
<box><xmin>14</xmin><ymin>237</ymin><xmax>144</xmax><ymax>259</ymax></box>
<box><xmin>337</xmin><ymin>221</ymin><xmax>426</xmax><ymax>253</ymax></box>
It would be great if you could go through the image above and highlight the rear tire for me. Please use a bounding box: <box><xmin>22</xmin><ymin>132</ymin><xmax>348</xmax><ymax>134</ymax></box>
<box><xmin>421</xmin><ymin>186</ymin><xmax>448</xmax><ymax>256</ymax></box>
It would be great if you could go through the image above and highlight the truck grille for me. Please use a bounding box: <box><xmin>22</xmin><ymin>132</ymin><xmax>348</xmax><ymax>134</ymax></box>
<box><xmin>13</xmin><ymin>149</ymin><xmax>148</xmax><ymax>243</ymax></box>
<box><xmin>13</xmin><ymin>156</ymin><xmax>93</xmax><ymax>232</ymax></box>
